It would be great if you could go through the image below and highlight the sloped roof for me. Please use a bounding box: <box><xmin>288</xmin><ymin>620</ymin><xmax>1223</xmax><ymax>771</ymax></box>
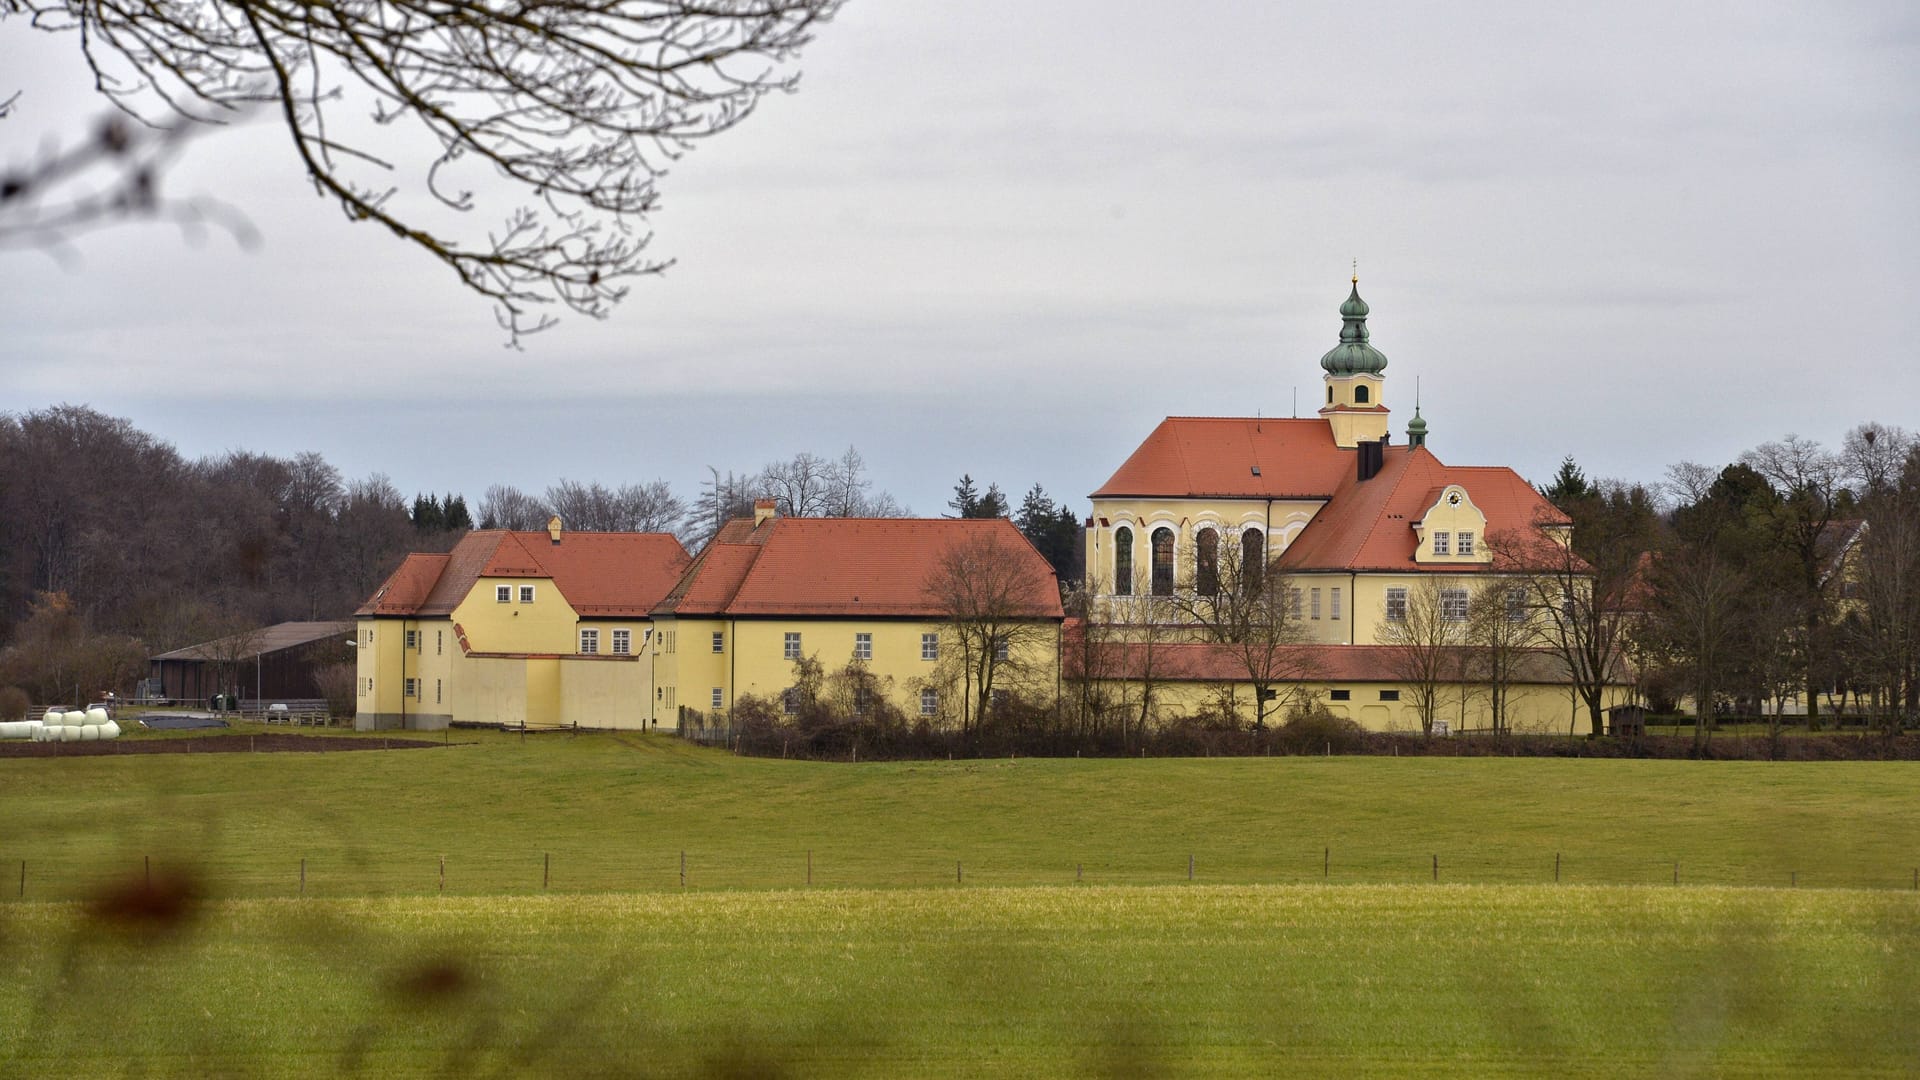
<box><xmin>357</xmin><ymin>530</ymin><xmax>690</xmax><ymax>618</ymax></box>
<box><xmin>1278</xmin><ymin>446</ymin><xmax>1569</xmax><ymax>573</ymax></box>
<box><xmin>660</xmin><ymin>517</ymin><xmax>1064</xmax><ymax>620</ymax></box>
<box><xmin>1091</xmin><ymin>417</ymin><xmax>1354</xmax><ymax>499</ymax></box>
<box><xmin>152</xmin><ymin>621</ymin><xmax>355</xmax><ymax>661</ymax></box>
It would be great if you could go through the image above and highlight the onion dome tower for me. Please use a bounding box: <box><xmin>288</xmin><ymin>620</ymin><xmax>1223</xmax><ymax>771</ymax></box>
<box><xmin>1317</xmin><ymin>273</ymin><xmax>1391</xmax><ymax>448</ymax></box>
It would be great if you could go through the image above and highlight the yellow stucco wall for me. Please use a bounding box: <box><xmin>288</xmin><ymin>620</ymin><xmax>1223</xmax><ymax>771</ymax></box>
<box><xmin>450</xmin><ymin>577</ymin><xmax>579</xmax><ymax>654</ymax></box>
<box><xmin>1086</xmin><ymin>676</ymin><xmax>1600</xmax><ymax>734</ymax></box>
<box><xmin>651</xmin><ymin>616</ymin><xmax>1061</xmax><ymax>729</ymax></box>
<box><xmin>1084</xmin><ymin>497</ymin><xmax>1324</xmax><ymax>601</ymax></box>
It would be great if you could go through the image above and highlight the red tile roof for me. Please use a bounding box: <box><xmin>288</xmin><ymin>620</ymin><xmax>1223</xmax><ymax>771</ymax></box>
<box><xmin>356</xmin><ymin>530</ymin><xmax>690</xmax><ymax>618</ymax></box>
<box><xmin>1275</xmin><ymin>446</ymin><xmax>1569</xmax><ymax>573</ymax></box>
<box><xmin>659</xmin><ymin>517</ymin><xmax>1065</xmax><ymax>620</ymax></box>
<box><xmin>1092</xmin><ymin>417</ymin><xmax>1355</xmax><ymax>499</ymax></box>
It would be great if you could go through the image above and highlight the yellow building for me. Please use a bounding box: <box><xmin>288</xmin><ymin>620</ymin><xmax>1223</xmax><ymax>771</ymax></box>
<box><xmin>650</xmin><ymin>502</ymin><xmax>1064</xmax><ymax>730</ymax></box>
<box><xmin>353</xmin><ymin>519</ymin><xmax>689</xmax><ymax>730</ymax></box>
<box><xmin>1081</xmin><ymin>277</ymin><xmax>1631</xmax><ymax>731</ymax></box>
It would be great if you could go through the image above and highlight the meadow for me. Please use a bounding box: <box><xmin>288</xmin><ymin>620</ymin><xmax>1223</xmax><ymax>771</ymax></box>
<box><xmin>3</xmin><ymin>728</ymin><xmax>1918</xmax><ymax>1075</ymax></box>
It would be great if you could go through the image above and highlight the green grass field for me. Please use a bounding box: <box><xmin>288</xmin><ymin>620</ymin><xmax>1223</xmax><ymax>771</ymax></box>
<box><xmin>3</xmin><ymin>728</ymin><xmax>1918</xmax><ymax>1075</ymax></box>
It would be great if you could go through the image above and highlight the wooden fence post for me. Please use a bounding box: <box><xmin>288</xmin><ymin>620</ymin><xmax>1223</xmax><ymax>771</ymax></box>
<box><xmin>956</xmin><ymin>860</ymin><xmax>962</xmax><ymax>885</ymax></box>
<box><xmin>1432</xmin><ymin>854</ymin><xmax>1437</xmax><ymax>883</ymax></box>
<box><xmin>1188</xmin><ymin>854</ymin><xmax>1194</xmax><ymax>881</ymax></box>
<box><xmin>680</xmin><ymin>851</ymin><xmax>686</xmax><ymax>888</ymax></box>
<box><xmin>18</xmin><ymin>859</ymin><xmax>23</xmax><ymax>899</ymax></box>
<box><xmin>440</xmin><ymin>855</ymin><xmax>445</xmax><ymax>893</ymax></box>
<box><xmin>544</xmin><ymin>852</ymin><xmax>550</xmax><ymax>891</ymax></box>
<box><xmin>807</xmin><ymin>850</ymin><xmax>812</xmax><ymax>887</ymax></box>
<box><xmin>1324</xmin><ymin>847</ymin><xmax>1329</xmax><ymax>879</ymax></box>
<box><xmin>300</xmin><ymin>858</ymin><xmax>306</xmax><ymax>897</ymax></box>
<box><xmin>1555</xmin><ymin>853</ymin><xmax>1560</xmax><ymax>883</ymax></box>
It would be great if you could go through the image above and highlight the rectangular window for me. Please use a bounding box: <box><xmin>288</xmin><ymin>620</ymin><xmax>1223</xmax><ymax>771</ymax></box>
<box><xmin>1441</xmin><ymin>588</ymin><xmax>1469</xmax><ymax>622</ymax></box>
<box><xmin>994</xmin><ymin>638</ymin><xmax>1009</xmax><ymax>662</ymax></box>
<box><xmin>854</xmin><ymin>687</ymin><xmax>872</xmax><ymax>715</ymax></box>
<box><xmin>1310</xmin><ymin>588</ymin><xmax>1321</xmax><ymax>620</ymax></box>
<box><xmin>1380</xmin><ymin>689</ymin><xmax>1401</xmax><ymax>702</ymax></box>
<box><xmin>405</xmin><ymin>629</ymin><xmax>419</xmax><ymax>650</ymax></box>
<box><xmin>436</xmin><ymin>630</ymin><xmax>443</xmax><ymax>656</ymax></box>
<box><xmin>920</xmin><ymin>688</ymin><xmax>939</xmax><ymax>716</ymax></box>
<box><xmin>364</xmin><ymin>628</ymin><xmax>373</xmax><ymax>645</ymax></box>
<box><xmin>921</xmin><ymin>633</ymin><xmax>939</xmax><ymax>661</ymax></box>
<box><xmin>435</xmin><ymin>679</ymin><xmax>442</xmax><ymax>704</ymax></box>
<box><xmin>579</xmin><ymin>628</ymin><xmax>599</xmax><ymax>654</ymax></box>
<box><xmin>1433</xmin><ymin>532</ymin><xmax>1451</xmax><ymax>556</ymax></box>
<box><xmin>1385</xmin><ymin>587</ymin><xmax>1408</xmax><ymax>621</ymax></box>
<box><xmin>711</xmin><ymin>631</ymin><xmax>724</xmax><ymax>654</ymax></box>
<box><xmin>783</xmin><ymin>632</ymin><xmax>802</xmax><ymax>660</ymax></box>
<box><xmin>712</xmin><ymin>687</ymin><xmax>724</xmax><ymax>710</ymax></box>
<box><xmin>1458</xmin><ymin>531</ymin><xmax>1476</xmax><ymax>556</ymax></box>
<box><xmin>495</xmin><ymin>585</ymin><xmax>511</xmax><ymax>604</ymax></box>
<box><xmin>611</xmin><ymin>629</ymin><xmax>631</xmax><ymax>655</ymax></box>
<box><xmin>1331</xmin><ymin>587</ymin><xmax>1342</xmax><ymax>621</ymax></box>
<box><xmin>1289</xmin><ymin>588</ymin><xmax>1304</xmax><ymax>619</ymax></box>
<box><xmin>1330</xmin><ymin>689</ymin><xmax>1351</xmax><ymax>701</ymax></box>
<box><xmin>1506</xmin><ymin>587</ymin><xmax>1528</xmax><ymax>622</ymax></box>
<box><xmin>782</xmin><ymin>688</ymin><xmax>797</xmax><ymax>715</ymax></box>
<box><xmin>518</xmin><ymin>584</ymin><xmax>536</xmax><ymax>604</ymax></box>
<box><xmin>854</xmin><ymin>632</ymin><xmax>873</xmax><ymax>661</ymax></box>
<box><xmin>404</xmin><ymin>677</ymin><xmax>419</xmax><ymax>699</ymax></box>
<box><xmin>665</xmin><ymin>631</ymin><xmax>676</xmax><ymax>655</ymax></box>
<box><xmin>363</xmin><ymin>677</ymin><xmax>372</xmax><ymax>695</ymax></box>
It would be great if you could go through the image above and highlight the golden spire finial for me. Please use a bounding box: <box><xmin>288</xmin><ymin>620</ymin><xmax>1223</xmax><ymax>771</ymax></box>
<box><xmin>1352</xmin><ymin>257</ymin><xmax>1358</xmax><ymax>284</ymax></box>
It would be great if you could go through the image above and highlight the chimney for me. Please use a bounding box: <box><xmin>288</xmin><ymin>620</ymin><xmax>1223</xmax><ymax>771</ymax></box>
<box><xmin>546</xmin><ymin>515</ymin><xmax>564</xmax><ymax>544</ymax></box>
<box><xmin>753</xmin><ymin>498</ymin><xmax>777</xmax><ymax>528</ymax></box>
<box><xmin>1357</xmin><ymin>439</ymin><xmax>1384</xmax><ymax>483</ymax></box>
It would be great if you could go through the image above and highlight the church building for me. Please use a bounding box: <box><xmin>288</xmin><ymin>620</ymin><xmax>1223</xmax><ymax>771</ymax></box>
<box><xmin>1080</xmin><ymin>277</ymin><xmax>1624</xmax><ymax>732</ymax></box>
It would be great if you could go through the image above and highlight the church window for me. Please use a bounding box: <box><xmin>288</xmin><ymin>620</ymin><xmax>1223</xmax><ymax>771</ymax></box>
<box><xmin>1114</xmin><ymin>526</ymin><xmax>1134</xmax><ymax>596</ymax></box>
<box><xmin>1241</xmin><ymin>529</ymin><xmax>1265</xmax><ymax>594</ymax></box>
<box><xmin>1196</xmin><ymin>528</ymin><xmax>1219</xmax><ymax>595</ymax></box>
<box><xmin>1150</xmin><ymin>528</ymin><xmax>1175</xmax><ymax>597</ymax></box>
<box><xmin>1433</xmin><ymin>532</ymin><xmax>1451</xmax><ymax>556</ymax></box>
<box><xmin>1327</xmin><ymin>386</ymin><xmax>1334</xmax><ymax>404</ymax></box>
<box><xmin>1288</xmin><ymin>588</ymin><xmax>1303</xmax><ymax>619</ymax></box>
<box><xmin>1331</xmin><ymin>587</ymin><xmax>1342</xmax><ymax>620</ymax></box>
<box><xmin>1355</xmin><ymin>385</ymin><xmax>1370</xmax><ymax>404</ymax></box>
<box><xmin>1310</xmin><ymin>588</ymin><xmax>1321</xmax><ymax>620</ymax></box>
<box><xmin>1385</xmin><ymin>587</ymin><xmax>1408</xmax><ymax>621</ymax></box>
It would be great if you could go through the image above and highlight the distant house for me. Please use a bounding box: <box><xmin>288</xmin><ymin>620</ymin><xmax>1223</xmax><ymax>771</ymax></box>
<box><xmin>149</xmin><ymin>621</ymin><xmax>355</xmax><ymax>705</ymax></box>
<box><xmin>353</xmin><ymin>518</ymin><xmax>690</xmax><ymax>731</ymax></box>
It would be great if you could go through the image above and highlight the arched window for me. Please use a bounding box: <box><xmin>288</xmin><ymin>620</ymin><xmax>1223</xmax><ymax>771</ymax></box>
<box><xmin>1241</xmin><ymin>528</ymin><xmax>1265</xmax><ymax>595</ymax></box>
<box><xmin>1151</xmin><ymin>527</ymin><xmax>1175</xmax><ymax>597</ymax></box>
<box><xmin>1196</xmin><ymin>528</ymin><xmax>1219</xmax><ymax>596</ymax></box>
<box><xmin>1114</xmin><ymin>526</ymin><xmax>1134</xmax><ymax>596</ymax></box>
<box><xmin>1326</xmin><ymin>386</ymin><xmax>1334</xmax><ymax>404</ymax></box>
<box><xmin>1355</xmin><ymin>384</ymin><xmax>1370</xmax><ymax>404</ymax></box>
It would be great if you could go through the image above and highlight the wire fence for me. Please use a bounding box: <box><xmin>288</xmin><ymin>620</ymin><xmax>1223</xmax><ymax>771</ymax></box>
<box><xmin>10</xmin><ymin>846</ymin><xmax>1920</xmax><ymax>903</ymax></box>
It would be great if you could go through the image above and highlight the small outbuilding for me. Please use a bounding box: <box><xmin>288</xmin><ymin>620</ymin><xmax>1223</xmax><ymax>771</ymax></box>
<box><xmin>1606</xmin><ymin>704</ymin><xmax>1648</xmax><ymax>737</ymax></box>
<box><xmin>149</xmin><ymin>621</ymin><xmax>355</xmax><ymax>706</ymax></box>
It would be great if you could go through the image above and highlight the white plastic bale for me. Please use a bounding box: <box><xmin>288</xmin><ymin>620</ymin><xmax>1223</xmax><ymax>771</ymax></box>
<box><xmin>41</xmin><ymin>709</ymin><xmax>64</xmax><ymax>726</ymax></box>
<box><xmin>78</xmin><ymin>724</ymin><xmax>100</xmax><ymax>741</ymax></box>
<box><xmin>85</xmin><ymin>707</ymin><xmax>109</xmax><ymax>726</ymax></box>
<box><xmin>0</xmin><ymin>720</ymin><xmax>40</xmax><ymax>739</ymax></box>
<box><xmin>100</xmin><ymin>720</ymin><xmax>121</xmax><ymax>739</ymax></box>
<box><xmin>62</xmin><ymin>710</ymin><xmax>86</xmax><ymax>727</ymax></box>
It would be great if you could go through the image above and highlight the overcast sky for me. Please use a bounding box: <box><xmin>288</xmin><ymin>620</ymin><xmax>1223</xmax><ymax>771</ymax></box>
<box><xmin>4</xmin><ymin>1</ymin><xmax>1916</xmax><ymax>518</ymax></box>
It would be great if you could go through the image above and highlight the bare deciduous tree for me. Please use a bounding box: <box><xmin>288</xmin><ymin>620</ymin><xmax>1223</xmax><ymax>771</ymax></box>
<box><xmin>1175</xmin><ymin>532</ymin><xmax>1315</xmax><ymax>729</ymax></box>
<box><xmin>4</xmin><ymin>0</ymin><xmax>842</xmax><ymax>338</ymax></box>
<box><xmin>922</xmin><ymin>531</ymin><xmax>1058</xmax><ymax>737</ymax></box>
<box><xmin>1495</xmin><ymin>520</ymin><xmax>1635</xmax><ymax>737</ymax></box>
<box><xmin>1375</xmin><ymin>578</ymin><xmax>1469</xmax><ymax>736</ymax></box>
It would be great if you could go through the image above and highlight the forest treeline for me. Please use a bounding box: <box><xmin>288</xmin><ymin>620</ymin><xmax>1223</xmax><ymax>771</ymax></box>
<box><xmin>0</xmin><ymin>406</ymin><xmax>1081</xmax><ymax>702</ymax></box>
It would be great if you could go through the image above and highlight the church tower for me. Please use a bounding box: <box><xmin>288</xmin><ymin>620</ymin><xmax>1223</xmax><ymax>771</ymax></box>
<box><xmin>1317</xmin><ymin>276</ymin><xmax>1391</xmax><ymax>449</ymax></box>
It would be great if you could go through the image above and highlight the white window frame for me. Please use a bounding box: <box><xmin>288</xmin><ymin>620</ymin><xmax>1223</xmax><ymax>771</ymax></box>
<box><xmin>404</xmin><ymin>677</ymin><xmax>419</xmax><ymax>699</ymax></box>
<box><xmin>782</xmin><ymin>688</ymin><xmax>798</xmax><ymax>715</ymax></box>
<box><xmin>854</xmin><ymin>687</ymin><xmax>872</xmax><ymax>715</ymax></box>
<box><xmin>1441</xmin><ymin>588</ymin><xmax>1469</xmax><ymax>622</ymax></box>
<box><xmin>711</xmin><ymin>631</ymin><xmax>725</xmax><ymax>654</ymax></box>
<box><xmin>993</xmin><ymin>638</ymin><xmax>1009</xmax><ymax>662</ymax></box>
<box><xmin>921</xmin><ymin>633</ymin><xmax>939</xmax><ymax>661</ymax></box>
<box><xmin>1458</xmin><ymin>531</ymin><xmax>1476</xmax><ymax>556</ymax></box>
<box><xmin>783</xmin><ymin>632</ymin><xmax>802</xmax><ymax>660</ymax></box>
<box><xmin>1289</xmin><ymin>588</ymin><xmax>1304</xmax><ymax>619</ymax></box>
<box><xmin>1433</xmin><ymin>532</ymin><xmax>1451</xmax><ymax>556</ymax></box>
<box><xmin>920</xmin><ymin>688</ymin><xmax>938</xmax><ymax>716</ymax></box>
<box><xmin>1310</xmin><ymin>588</ymin><xmax>1321</xmax><ymax>620</ymax></box>
<box><xmin>1506</xmin><ymin>587</ymin><xmax>1528</xmax><ymax>622</ymax></box>
<box><xmin>611</xmin><ymin>629</ymin><xmax>631</xmax><ymax>655</ymax></box>
<box><xmin>854</xmin><ymin>632</ymin><xmax>873</xmax><ymax>661</ymax></box>
<box><xmin>711</xmin><ymin>687</ymin><xmax>724</xmax><ymax>710</ymax></box>
<box><xmin>1331</xmin><ymin>587</ymin><xmax>1342</xmax><ymax>621</ymax></box>
<box><xmin>579</xmin><ymin>628</ymin><xmax>599</xmax><ymax>655</ymax></box>
<box><xmin>1385</xmin><ymin>587</ymin><xmax>1408</xmax><ymax>621</ymax></box>
<box><xmin>495</xmin><ymin>585</ymin><xmax>511</xmax><ymax>604</ymax></box>
<box><xmin>404</xmin><ymin>629</ymin><xmax>419</xmax><ymax>650</ymax></box>
<box><xmin>518</xmin><ymin>584</ymin><xmax>536</xmax><ymax>604</ymax></box>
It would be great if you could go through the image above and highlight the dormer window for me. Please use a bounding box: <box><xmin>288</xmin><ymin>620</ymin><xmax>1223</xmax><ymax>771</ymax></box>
<box><xmin>1433</xmin><ymin>532</ymin><xmax>1451</xmax><ymax>556</ymax></box>
<box><xmin>1458</xmin><ymin>531</ymin><xmax>1475</xmax><ymax>556</ymax></box>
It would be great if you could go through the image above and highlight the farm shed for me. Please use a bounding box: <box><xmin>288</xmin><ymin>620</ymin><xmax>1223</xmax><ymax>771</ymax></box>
<box><xmin>149</xmin><ymin>621</ymin><xmax>354</xmax><ymax>705</ymax></box>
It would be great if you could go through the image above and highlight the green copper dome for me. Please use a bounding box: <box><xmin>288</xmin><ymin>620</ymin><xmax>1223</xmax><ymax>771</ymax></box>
<box><xmin>1407</xmin><ymin>407</ymin><xmax>1427</xmax><ymax>435</ymax></box>
<box><xmin>1319</xmin><ymin>280</ymin><xmax>1390</xmax><ymax>376</ymax></box>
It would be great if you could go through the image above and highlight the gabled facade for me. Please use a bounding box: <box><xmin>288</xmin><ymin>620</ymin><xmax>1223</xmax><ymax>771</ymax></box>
<box><xmin>1083</xmin><ymin>277</ymin><xmax>1626</xmax><ymax>732</ymax></box>
<box><xmin>353</xmin><ymin>520</ymin><xmax>689</xmax><ymax>730</ymax></box>
<box><xmin>651</xmin><ymin>505</ymin><xmax>1064</xmax><ymax>729</ymax></box>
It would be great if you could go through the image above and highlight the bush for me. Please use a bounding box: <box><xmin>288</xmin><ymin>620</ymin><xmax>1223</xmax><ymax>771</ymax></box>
<box><xmin>1273</xmin><ymin>705</ymin><xmax>1368</xmax><ymax>755</ymax></box>
<box><xmin>0</xmin><ymin>686</ymin><xmax>29</xmax><ymax>721</ymax></box>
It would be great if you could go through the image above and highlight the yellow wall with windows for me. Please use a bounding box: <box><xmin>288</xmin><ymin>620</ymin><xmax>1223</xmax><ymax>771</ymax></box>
<box><xmin>1084</xmin><ymin>497</ymin><xmax>1324</xmax><ymax>600</ymax></box>
<box><xmin>450</xmin><ymin>577</ymin><xmax>579</xmax><ymax>654</ymax></box>
<box><xmin>650</xmin><ymin>616</ymin><xmax>1061</xmax><ymax>729</ymax></box>
<box><xmin>1082</xmin><ymin>676</ymin><xmax>1598</xmax><ymax>735</ymax></box>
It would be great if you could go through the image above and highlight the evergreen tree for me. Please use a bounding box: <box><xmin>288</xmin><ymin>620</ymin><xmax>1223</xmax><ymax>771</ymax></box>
<box><xmin>949</xmin><ymin>474</ymin><xmax>980</xmax><ymax>518</ymax></box>
<box><xmin>1541</xmin><ymin>455</ymin><xmax>1594</xmax><ymax>507</ymax></box>
<box><xmin>977</xmin><ymin>482</ymin><xmax>1009</xmax><ymax>520</ymax></box>
<box><xmin>410</xmin><ymin>493</ymin><xmax>444</xmax><ymax>532</ymax></box>
<box><xmin>443</xmin><ymin>493</ymin><xmax>472</xmax><ymax>531</ymax></box>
